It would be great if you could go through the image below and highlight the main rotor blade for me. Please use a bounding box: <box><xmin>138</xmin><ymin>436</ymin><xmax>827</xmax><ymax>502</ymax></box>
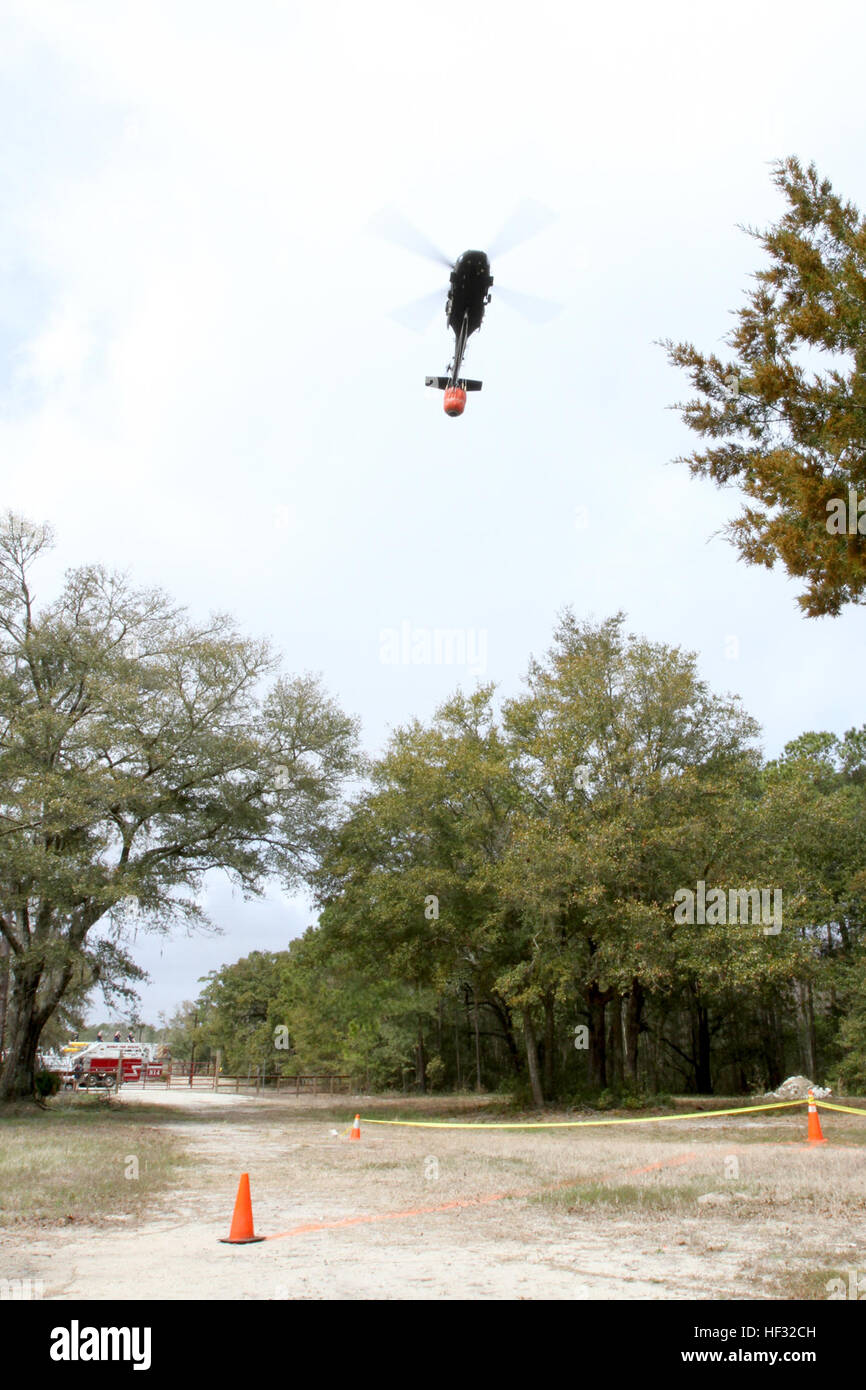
<box><xmin>389</xmin><ymin>288</ymin><xmax>446</xmax><ymax>333</ymax></box>
<box><xmin>487</xmin><ymin>198</ymin><xmax>557</xmax><ymax>261</ymax></box>
<box><xmin>369</xmin><ymin>206</ymin><xmax>453</xmax><ymax>268</ymax></box>
<box><xmin>494</xmin><ymin>285</ymin><xmax>562</xmax><ymax>323</ymax></box>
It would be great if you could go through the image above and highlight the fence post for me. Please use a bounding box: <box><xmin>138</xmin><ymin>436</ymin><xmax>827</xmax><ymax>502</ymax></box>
<box><xmin>116</xmin><ymin>1058</ymin><xmax>122</xmax><ymax>1092</ymax></box>
<box><xmin>214</xmin><ymin>1049</ymin><xmax>221</xmax><ymax>1091</ymax></box>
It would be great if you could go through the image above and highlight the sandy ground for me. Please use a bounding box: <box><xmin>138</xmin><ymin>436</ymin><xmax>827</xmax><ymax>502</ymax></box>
<box><xmin>5</xmin><ymin>1089</ymin><xmax>866</xmax><ymax>1301</ymax></box>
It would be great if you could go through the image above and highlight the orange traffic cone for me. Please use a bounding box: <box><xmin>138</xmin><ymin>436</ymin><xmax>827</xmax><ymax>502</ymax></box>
<box><xmin>350</xmin><ymin>1114</ymin><xmax>361</xmax><ymax>1141</ymax></box>
<box><xmin>219</xmin><ymin>1172</ymin><xmax>265</xmax><ymax>1243</ymax></box>
<box><xmin>806</xmin><ymin>1090</ymin><xmax>827</xmax><ymax>1146</ymax></box>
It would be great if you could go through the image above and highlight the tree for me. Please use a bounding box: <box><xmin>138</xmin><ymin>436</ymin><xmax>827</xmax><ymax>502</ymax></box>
<box><xmin>155</xmin><ymin>1001</ymin><xmax>203</xmax><ymax>1066</ymax></box>
<box><xmin>759</xmin><ymin>729</ymin><xmax>866</xmax><ymax>1085</ymax></box>
<box><xmin>179</xmin><ymin>609</ymin><xmax>866</xmax><ymax>1103</ymax></box>
<box><xmin>313</xmin><ymin>686</ymin><xmax>522</xmax><ymax>1093</ymax></box>
<box><xmin>664</xmin><ymin>157</ymin><xmax>866</xmax><ymax>616</ymax></box>
<box><xmin>197</xmin><ymin>950</ymin><xmax>287</xmax><ymax>1071</ymax></box>
<box><xmin>502</xmin><ymin>610</ymin><xmax>765</xmax><ymax>1095</ymax></box>
<box><xmin>0</xmin><ymin>514</ymin><xmax>360</xmax><ymax>1100</ymax></box>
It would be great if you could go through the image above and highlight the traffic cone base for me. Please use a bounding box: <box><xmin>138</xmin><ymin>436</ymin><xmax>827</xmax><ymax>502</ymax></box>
<box><xmin>350</xmin><ymin>1113</ymin><xmax>361</xmax><ymax>1141</ymax></box>
<box><xmin>220</xmin><ymin>1172</ymin><xmax>265</xmax><ymax>1244</ymax></box>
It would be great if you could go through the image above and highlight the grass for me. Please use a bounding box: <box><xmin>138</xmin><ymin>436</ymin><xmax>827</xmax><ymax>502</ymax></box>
<box><xmin>0</xmin><ymin>1094</ymin><xmax>190</xmax><ymax>1227</ymax></box>
<box><xmin>535</xmin><ymin>1180</ymin><xmax>708</xmax><ymax>1212</ymax></box>
<box><xmin>775</xmin><ymin>1265</ymin><xmax>861</xmax><ymax>1300</ymax></box>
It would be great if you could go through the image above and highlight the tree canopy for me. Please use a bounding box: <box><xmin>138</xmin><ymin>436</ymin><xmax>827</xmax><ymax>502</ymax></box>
<box><xmin>0</xmin><ymin>513</ymin><xmax>360</xmax><ymax>1099</ymax></box>
<box><xmin>186</xmin><ymin>612</ymin><xmax>866</xmax><ymax>1103</ymax></box>
<box><xmin>664</xmin><ymin>157</ymin><xmax>866</xmax><ymax>616</ymax></box>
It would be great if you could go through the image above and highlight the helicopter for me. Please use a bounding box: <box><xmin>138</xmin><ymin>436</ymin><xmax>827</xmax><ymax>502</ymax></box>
<box><xmin>373</xmin><ymin>200</ymin><xmax>559</xmax><ymax>417</ymax></box>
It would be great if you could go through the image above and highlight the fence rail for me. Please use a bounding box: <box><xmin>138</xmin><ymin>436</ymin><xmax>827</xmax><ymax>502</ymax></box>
<box><xmin>135</xmin><ymin>1064</ymin><xmax>354</xmax><ymax>1095</ymax></box>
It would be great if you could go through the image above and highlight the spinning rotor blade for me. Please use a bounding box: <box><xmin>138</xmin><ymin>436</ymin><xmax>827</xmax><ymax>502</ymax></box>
<box><xmin>487</xmin><ymin>198</ymin><xmax>557</xmax><ymax>261</ymax></box>
<box><xmin>494</xmin><ymin>285</ymin><xmax>562</xmax><ymax>323</ymax></box>
<box><xmin>369</xmin><ymin>206</ymin><xmax>453</xmax><ymax>268</ymax></box>
<box><xmin>389</xmin><ymin>288</ymin><xmax>446</xmax><ymax>333</ymax></box>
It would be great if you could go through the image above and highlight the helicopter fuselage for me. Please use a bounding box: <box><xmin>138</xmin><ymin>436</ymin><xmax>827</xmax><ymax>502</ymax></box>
<box><xmin>425</xmin><ymin>250</ymin><xmax>493</xmax><ymax>415</ymax></box>
<box><xmin>446</xmin><ymin>250</ymin><xmax>493</xmax><ymax>337</ymax></box>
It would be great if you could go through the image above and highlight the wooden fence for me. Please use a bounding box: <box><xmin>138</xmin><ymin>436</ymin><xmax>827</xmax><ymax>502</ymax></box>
<box><xmin>132</xmin><ymin>1060</ymin><xmax>354</xmax><ymax>1095</ymax></box>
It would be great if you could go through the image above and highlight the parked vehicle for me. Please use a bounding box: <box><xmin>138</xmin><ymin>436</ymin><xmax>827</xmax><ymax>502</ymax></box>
<box><xmin>43</xmin><ymin>1041</ymin><xmax>167</xmax><ymax>1089</ymax></box>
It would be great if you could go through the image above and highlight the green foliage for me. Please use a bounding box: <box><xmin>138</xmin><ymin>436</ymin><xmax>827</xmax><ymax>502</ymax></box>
<box><xmin>183</xmin><ymin>610</ymin><xmax>866</xmax><ymax>1106</ymax></box>
<box><xmin>0</xmin><ymin>512</ymin><xmax>360</xmax><ymax>1100</ymax></box>
<box><xmin>832</xmin><ymin>947</ymin><xmax>866</xmax><ymax>1091</ymax></box>
<box><xmin>425</xmin><ymin>1056</ymin><xmax>446</xmax><ymax>1091</ymax></box>
<box><xmin>664</xmin><ymin>157</ymin><xmax>866</xmax><ymax>617</ymax></box>
<box><xmin>33</xmin><ymin>1070</ymin><xmax>61</xmax><ymax>1100</ymax></box>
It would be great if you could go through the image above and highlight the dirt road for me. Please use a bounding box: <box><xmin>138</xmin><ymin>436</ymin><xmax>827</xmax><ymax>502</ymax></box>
<box><xmin>6</xmin><ymin>1090</ymin><xmax>865</xmax><ymax>1300</ymax></box>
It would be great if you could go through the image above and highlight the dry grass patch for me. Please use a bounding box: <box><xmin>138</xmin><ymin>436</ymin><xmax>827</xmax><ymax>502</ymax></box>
<box><xmin>0</xmin><ymin>1094</ymin><xmax>190</xmax><ymax>1227</ymax></box>
<box><xmin>535</xmin><ymin>1180</ymin><xmax>708</xmax><ymax>1212</ymax></box>
<box><xmin>774</xmin><ymin>1265</ymin><xmax>859</xmax><ymax>1300</ymax></box>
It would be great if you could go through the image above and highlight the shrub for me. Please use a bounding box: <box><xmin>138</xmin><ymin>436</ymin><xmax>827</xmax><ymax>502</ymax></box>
<box><xmin>425</xmin><ymin>1056</ymin><xmax>446</xmax><ymax>1092</ymax></box>
<box><xmin>33</xmin><ymin>1070</ymin><xmax>62</xmax><ymax>1101</ymax></box>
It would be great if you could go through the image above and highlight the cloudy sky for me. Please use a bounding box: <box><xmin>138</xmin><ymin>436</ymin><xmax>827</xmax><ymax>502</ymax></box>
<box><xmin>2</xmin><ymin>1</ymin><xmax>865</xmax><ymax>1022</ymax></box>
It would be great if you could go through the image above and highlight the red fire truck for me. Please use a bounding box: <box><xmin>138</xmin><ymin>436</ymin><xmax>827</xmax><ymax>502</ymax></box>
<box><xmin>57</xmin><ymin>1041</ymin><xmax>167</xmax><ymax>1089</ymax></box>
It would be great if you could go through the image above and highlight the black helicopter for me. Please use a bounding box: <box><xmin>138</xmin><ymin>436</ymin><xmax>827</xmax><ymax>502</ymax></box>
<box><xmin>373</xmin><ymin>201</ymin><xmax>559</xmax><ymax>417</ymax></box>
<box><xmin>424</xmin><ymin>251</ymin><xmax>492</xmax><ymax>415</ymax></box>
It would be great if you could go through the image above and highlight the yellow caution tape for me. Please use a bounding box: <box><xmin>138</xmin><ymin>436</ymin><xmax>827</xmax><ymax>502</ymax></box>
<box><xmin>815</xmin><ymin>1100</ymin><xmax>866</xmax><ymax>1116</ymax></box>
<box><xmin>360</xmin><ymin>1099</ymin><xmax>808</xmax><ymax>1130</ymax></box>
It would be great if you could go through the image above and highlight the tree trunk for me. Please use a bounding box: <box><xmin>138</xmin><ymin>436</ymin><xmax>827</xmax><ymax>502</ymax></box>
<box><xmin>648</xmin><ymin>1016</ymin><xmax>660</xmax><ymax>1092</ymax></box>
<box><xmin>623</xmin><ymin>979</ymin><xmax>643</xmax><ymax>1086</ymax></box>
<box><xmin>0</xmin><ymin>967</ymin><xmax>43</xmax><ymax>1101</ymax></box>
<box><xmin>585</xmin><ymin>982</ymin><xmax>613</xmax><ymax>1090</ymax></box>
<box><xmin>488</xmin><ymin>991</ymin><xmax>523</xmax><ymax>1076</ymax></box>
<box><xmin>473</xmin><ymin>987</ymin><xmax>482</xmax><ymax>1091</ymax></box>
<box><xmin>0</xmin><ymin>935</ymin><xmax>9</xmax><ymax>1055</ymax></box>
<box><xmin>542</xmin><ymin>991</ymin><xmax>556</xmax><ymax>1098</ymax></box>
<box><xmin>797</xmin><ymin>980</ymin><xmax>818</xmax><ymax>1079</ymax></box>
<box><xmin>416</xmin><ymin>1013</ymin><xmax>427</xmax><ymax>1093</ymax></box>
<box><xmin>454</xmin><ymin>1001</ymin><xmax>462</xmax><ymax>1088</ymax></box>
<box><xmin>805</xmin><ymin>981</ymin><xmax>818</xmax><ymax>1080</ymax></box>
<box><xmin>761</xmin><ymin>997</ymin><xmax>784</xmax><ymax>1089</ymax></box>
<box><xmin>694</xmin><ymin>999</ymin><xmax>712</xmax><ymax>1094</ymax></box>
<box><xmin>607</xmin><ymin>993</ymin><xmax>623</xmax><ymax>1089</ymax></box>
<box><xmin>0</xmin><ymin>944</ymin><xmax>76</xmax><ymax>1103</ymax></box>
<box><xmin>522</xmin><ymin>1008</ymin><xmax>545</xmax><ymax>1108</ymax></box>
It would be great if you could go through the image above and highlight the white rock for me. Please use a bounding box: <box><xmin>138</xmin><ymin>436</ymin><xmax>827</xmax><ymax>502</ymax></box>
<box><xmin>763</xmin><ymin>1075</ymin><xmax>832</xmax><ymax>1100</ymax></box>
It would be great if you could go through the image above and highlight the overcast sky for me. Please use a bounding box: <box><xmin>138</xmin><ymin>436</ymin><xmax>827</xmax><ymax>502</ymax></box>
<box><xmin>2</xmin><ymin>1</ymin><xmax>865</xmax><ymax>1024</ymax></box>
